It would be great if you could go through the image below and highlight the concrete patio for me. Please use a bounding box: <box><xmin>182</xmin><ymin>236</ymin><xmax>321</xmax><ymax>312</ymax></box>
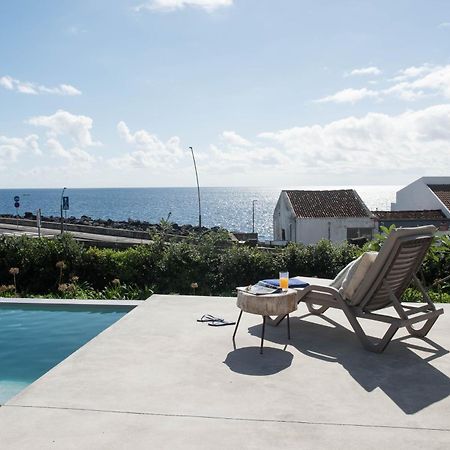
<box><xmin>0</xmin><ymin>295</ymin><xmax>449</xmax><ymax>449</ymax></box>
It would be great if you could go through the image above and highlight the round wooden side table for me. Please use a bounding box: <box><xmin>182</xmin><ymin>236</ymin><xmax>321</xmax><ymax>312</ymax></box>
<box><xmin>233</xmin><ymin>288</ymin><xmax>298</xmax><ymax>354</ymax></box>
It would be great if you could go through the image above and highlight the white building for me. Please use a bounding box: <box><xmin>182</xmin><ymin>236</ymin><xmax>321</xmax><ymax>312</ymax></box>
<box><xmin>273</xmin><ymin>190</ymin><xmax>377</xmax><ymax>245</ymax></box>
<box><xmin>391</xmin><ymin>176</ymin><xmax>450</xmax><ymax>218</ymax></box>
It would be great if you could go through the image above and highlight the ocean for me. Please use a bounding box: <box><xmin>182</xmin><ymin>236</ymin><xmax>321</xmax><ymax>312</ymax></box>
<box><xmin>0</xmin><ymin>186</ymin><xmax>400</xmax><ymax>241</ymax></box>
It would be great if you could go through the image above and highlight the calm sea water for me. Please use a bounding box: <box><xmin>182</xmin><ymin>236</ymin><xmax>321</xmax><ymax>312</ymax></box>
<box><xmin>0</xmin><ymin>186</ymin><xmax>400</xmax><ymax>241</ymax></box>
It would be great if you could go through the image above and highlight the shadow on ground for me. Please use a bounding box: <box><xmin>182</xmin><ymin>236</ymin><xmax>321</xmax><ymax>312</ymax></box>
<box><xmin>242</xmin><ymin>313</ymin><xmax>450</xmax><ymax>414</ymax></box>
<box><xmin>223</xmin><ymin>347</ymin><xmax>293</xmax><ymax>376</ymax></box>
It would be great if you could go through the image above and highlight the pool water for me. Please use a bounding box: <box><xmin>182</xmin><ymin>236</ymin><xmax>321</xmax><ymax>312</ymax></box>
<box><xmin>0</xmin><ymin>304</ymin><xmax>133</xmax><ymax>404</ymax></box>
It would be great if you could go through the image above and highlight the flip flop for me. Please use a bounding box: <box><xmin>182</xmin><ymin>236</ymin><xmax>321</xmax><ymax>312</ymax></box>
<box><xmin>197</xmin><ymin>314</ymin><xmax>223</xmax><ymax>323</ymax></box>
<box><xmin>208</xmin><ymin>320</ymin><xmax>236</xmax><ymax>327</ymax></box>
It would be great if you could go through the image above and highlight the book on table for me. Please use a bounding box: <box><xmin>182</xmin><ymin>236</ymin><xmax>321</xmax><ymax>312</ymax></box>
<box><xmin>238</xmin><ymin>281</ymin><xmax>282</xmax><ymax>296</ymax></box>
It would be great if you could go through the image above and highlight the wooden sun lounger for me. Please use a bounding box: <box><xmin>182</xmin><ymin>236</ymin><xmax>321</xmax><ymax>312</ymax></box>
<box><xmin>287</xmin><ymin>226</ymin><xmax>444</xmax><ymax>353</ymax></box>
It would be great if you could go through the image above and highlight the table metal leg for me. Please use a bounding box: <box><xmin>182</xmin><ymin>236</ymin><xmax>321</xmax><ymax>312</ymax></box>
<box><xmin>287</xmin><ymin>314</ymin><xmax>291</xmax><ymax>340</ymax></box>
<box><xmin>232</xmin><ymin>310</ymin><xmax>243</xmax><ymax>349</ymax></box>
<box><xmin>260</xmin><ymin>316</ymin><xmax>266</xmax><ymax>354</ymax></box>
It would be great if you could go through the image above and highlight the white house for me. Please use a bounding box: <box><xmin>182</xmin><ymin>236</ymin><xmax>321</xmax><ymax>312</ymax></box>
<box><xmin>391</xmin><ymin>176</ymin><xmax>450</xmax><ymax>218</ymax></box>
<box><xmin>273</xmin><ymin>189</ymin><xmax>377</xmax><ymax>245</ymax></box>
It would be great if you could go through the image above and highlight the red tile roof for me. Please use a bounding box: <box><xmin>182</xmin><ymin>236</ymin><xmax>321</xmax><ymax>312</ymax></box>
<box><xmin>373</xmin><ymin>210</ymin><xmax>446</xmax><ymax>220</ymax></box>
<box><xmin>428</xmin><ymin>184</ymin><xmax>450</xmax><ymax>210</ymax></box>
<box><xmin>285</xmin><ymin>189</ymin><xmax>371</xmax><ymax>218</ymax></box>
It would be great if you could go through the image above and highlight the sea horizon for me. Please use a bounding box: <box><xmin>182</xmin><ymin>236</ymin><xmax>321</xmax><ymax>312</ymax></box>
<box><xmin>0</xmin><ymin>183</ymin><xmax>401</xmax><ymax>190</ymax></box>
<box><xmin>0</xmin><ymin>185</ymin><xmax>401</xmax><ymax>241</ymax></box>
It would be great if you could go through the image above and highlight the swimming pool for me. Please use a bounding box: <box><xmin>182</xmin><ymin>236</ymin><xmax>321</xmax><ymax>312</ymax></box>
<box><xmin>0</xmin><ymin>303</ymin><xmax>134</xmax><ymax>404</ymax></box>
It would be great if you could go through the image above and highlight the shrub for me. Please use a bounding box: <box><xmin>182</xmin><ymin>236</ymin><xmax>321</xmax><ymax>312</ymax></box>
<box><xmin>422</xmin><ymin>234</ymin><xmax>450</xmax><ymax>289</ymax></box>
<box><xmin>0</xmin><ymin>234</ymin><xmax>82</xmax><ymax>292</ymax></box>
<box><xmin>0</xmin><ymin>230</ymin><xmax>447</xmax><ymax>299</ymax></box>
<box><xmin>280</xmin><ymin>240</ymin><xmax>359</xmax><ymax>279</ymax></box>
<box><xmin>214</xmin><ymin>245</ymin><xmax>274</xmax><ymax>294</ymax></box>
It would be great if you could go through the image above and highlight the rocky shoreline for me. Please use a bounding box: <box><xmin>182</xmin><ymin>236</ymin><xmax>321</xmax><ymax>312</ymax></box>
<box><xmin>0</xmin><ymin>213</ymin><xmax>223</xmax><ymax>237</ymax></box>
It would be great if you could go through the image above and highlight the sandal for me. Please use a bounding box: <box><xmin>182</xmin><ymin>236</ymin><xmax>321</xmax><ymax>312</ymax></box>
<box><xmin>197</xmin><ymin>314</ymin><xmax>223</xmax><ymax>323</ymax></box>
<box><xmin>208</xmin><ymin>319</ymin><xmax>236</xmax><ymax>327</ymax></box>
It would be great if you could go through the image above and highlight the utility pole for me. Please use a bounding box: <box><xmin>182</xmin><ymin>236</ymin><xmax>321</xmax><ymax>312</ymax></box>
<box><xmin>60</xmin><ymin>187</ymin><xmax>66</xmax><ymax>234</ymax></box>
<box><xmin>188</xmin><ymin>147</ymin><xmax>202</xmax><ymax>229</ymax></box>
<box><xmin>252</xmin><ymin>200</ymin><xmax>257</xmax><ymax>233</ymax></box>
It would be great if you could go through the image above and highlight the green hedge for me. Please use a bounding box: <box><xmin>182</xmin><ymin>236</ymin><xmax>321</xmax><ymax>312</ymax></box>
<box><xmin>0</xmin><ymin>230</ymin><xmax>448</xmax><ymax>299</ymax></box>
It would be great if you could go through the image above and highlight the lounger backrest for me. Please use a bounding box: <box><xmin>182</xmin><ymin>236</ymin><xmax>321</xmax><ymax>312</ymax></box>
<box><xmin>351</xmin><ymin>226</ymin><xmax>436</xmax><ymax>311</ymax></box>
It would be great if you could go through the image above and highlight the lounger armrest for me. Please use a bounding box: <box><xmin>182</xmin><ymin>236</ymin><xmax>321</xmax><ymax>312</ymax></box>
<box><xmin>297</xmin><ymin>284</ymin><xmax>342</xmax><ymax>301</ymax></box>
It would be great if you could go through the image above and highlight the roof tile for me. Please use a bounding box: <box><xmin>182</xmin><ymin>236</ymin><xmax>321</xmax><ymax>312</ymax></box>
<box><xmin>285</xmin><ymin>189</ymin><xmax>371</xmax><ymax>218</ymax></box>
<box><xmin>373</xmin><ymin>210</ymin><xmax>446</xmax><ymax>220</ymax></box>
<box><xmin>428</xmin><ymin>184</ymin><xmax>450</xmax><ymax>210</ymax></box>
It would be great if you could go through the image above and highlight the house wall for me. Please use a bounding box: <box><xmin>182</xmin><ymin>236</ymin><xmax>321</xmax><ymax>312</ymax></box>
<box><xmin>274</xmin><ymin>191</ymin><xmax>377</xmax><ymax>244</ymax></box>
<box><xmin>273</xmin><ymin>193</ymin><xmax>297</xmax><ymax>241</ymax></box>
<box><xmin>295</xmin><ymin>217</ymin><xmax>377</xmax><ymax>245</ymax></box>
<box><xmin>391</xmin><ymin>177</ymin><xmax>450</xmax><ymax>218</ymax></box>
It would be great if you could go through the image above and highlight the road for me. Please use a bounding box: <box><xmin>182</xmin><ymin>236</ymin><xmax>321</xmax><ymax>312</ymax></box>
<box><xmin>0</xmin><ymin>223</ymin><xmax>151</xmax><ymax>247</ymax></box>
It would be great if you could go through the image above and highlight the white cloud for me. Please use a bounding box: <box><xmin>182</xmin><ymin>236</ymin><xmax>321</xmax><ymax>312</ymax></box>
<box><xmin>384</xmin><ymin>65</ymin><xmax>450</xmax><ymax>101</ymax></box>
<box><xmin>27</xmin><ymin>110</ymin><xmax>99</xmax><ymax>168</ymax></box>
<box><xmin>3</xmin><ymin>102</ymin><xmax>450</xmax><ymax>185</ymax></box>
<box><xmin>46</xmin><ymin>138</ymin><xmax>95</xmax><ymax>167</ymax></box>
<box><xmin>221</xmin><ymin>130</ymin><xmax>251</xmax><ymax>146</ymax></box>
<box><xmin>0</xmin><ymin>75</ymin><xmax>81</xmax><ymax>96</ymax></box>
<box><xmin>0</xmin><ymin>76</ymin><xmax>14</xmax><ymax>90</ymax></box>
<box><xmin>40</xmin><ymin>84</ymin><xmax>82</xmax><ymax>96</ymax></box>
<box><xmin>391</xmin><ymin>64</ymin><xmax>435</xmax><ymax>82</ymax></box>
<box><xmin>200</xmin><ymin>104</ymin><xmax>450</xmax><ymax>184</ymax></box>
<box><xmin>406</xmin><ymin>65</ymin><xmax>450</xmax><ymax>98</ymax></box>
<box><xmin>112</xmin><ymin>121</ymin><xmax>183</xmax><ymax>169</ymax></box>
<box><xmin>28</xmin><ymin>110</ymin><xmax>100</xmax><ymax>148</ymax></box>
<box><xmin>316</xmin><ymin>88</ymin><xmax>379</xmax><ymax>104</ymax></box>
<box><xmin>0</xmin><ymin>134</ymin><xmax>41</xmax><ymax>169</ymax></box>
<box><xmin>204</xmin><ymin>142</ymin><xmax>287</xmax><ymax>173</ymax></box>
<box><xmin>382</xmin><ymin>82</ymin><xmax>424</xmax><ymax>101</ymax></box>
<box><xmin>107</xmin><ymin>103</ymin><xmax>450</xmax><ymax>183</ymax></box>
<box><xmin>318</xmin><ymin>64</ymin><xmax>450</xmax><ymax>104</ymax></box>
<box><xmin>438</xmin><ymin>22</ymin><xmax>450</xmax><ymax>28</ymax></box>
<box><xmin>67</xmin><ymin>25</ymin><xmax>87</xmax><ymax>35</ymax></box>
<box><xmin>135</xmin><ymin>0</ymin><xmax>233</xmax><ymax>13</ymax></box>
<box><xmin>349</xmin><ymin>66</ymin><xmax>382</xmax><ymax>77</ymax></box>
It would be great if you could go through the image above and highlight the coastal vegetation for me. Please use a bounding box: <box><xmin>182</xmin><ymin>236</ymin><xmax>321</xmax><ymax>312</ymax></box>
<box><xmin>0</xmin><ymin>228</ymin><xmax>448</xmax><ymax>301</ymax></box>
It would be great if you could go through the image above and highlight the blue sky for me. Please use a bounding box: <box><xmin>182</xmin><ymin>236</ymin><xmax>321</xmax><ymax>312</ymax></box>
<box><xmin>0</xmin><ymin>0</ymin><xmax>449</xmax><ymax>187</ymax></box>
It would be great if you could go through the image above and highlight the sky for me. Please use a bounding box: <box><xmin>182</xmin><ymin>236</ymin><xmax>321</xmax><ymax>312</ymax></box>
<box><xmin>0</xmin><ymin>0</ymin><xmax>449</xmax><ymax>188</ymax></box>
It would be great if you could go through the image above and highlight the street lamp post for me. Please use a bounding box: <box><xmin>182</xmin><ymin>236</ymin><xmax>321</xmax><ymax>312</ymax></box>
<box><xmin>60</xmin><ymin>187</ymin><xmax>66</xmax><ymax>234</ymax></box>
<box><xmin>188</xmin><ymin>147</ymin><xmax>202</xmax><ymax>229</ymax></box>
<box><xmin>252</xmin><ymin>200</ymin><xmax>257</xmax><ymax>233</ymax></box>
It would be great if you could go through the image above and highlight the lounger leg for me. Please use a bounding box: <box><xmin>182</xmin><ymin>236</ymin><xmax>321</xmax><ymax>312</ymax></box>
<box><xmin>363</xmin><ymin>324</ymin><xmax>399</xmax><ymax>353</ymax></box>
<box><xmin>306</xmin><ymin>303</ymin><xmax>329</xmax><ymax>315</ymax></box>
<box><xmin>260</xmin><ymin>316</ymin><xmax>266</xmax><ymax>354</ymax></box>
<box><xmin>345</xmin><ymin>312</ymin><xmax>399</xmax><ymax>353</ymax></box>
<box><xmin>232</xmin><ymin>310</ymin><xmax>243</xmax><ymax>350</ymax></box>
<box><xmin>406</xmin><ymin>316</ymin><xmax>439</xmax><ymax>338</ymax></box>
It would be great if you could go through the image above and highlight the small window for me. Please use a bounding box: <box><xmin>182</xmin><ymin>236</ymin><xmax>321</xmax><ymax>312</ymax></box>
<box><xmin>347</xmin><ymin>227</ymin><xmax>373</xmax><ymax>241</ymax></box>
<box><xmin>282</xmin><ymin>229</ymin><xmax>286</xmax><ymax>240</ymax></box>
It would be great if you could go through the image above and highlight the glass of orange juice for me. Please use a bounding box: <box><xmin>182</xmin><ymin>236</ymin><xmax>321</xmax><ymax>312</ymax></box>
<box><xmin>279</xmin><ymin>271</ymin><xmax>289</xmax><ymax>291</ymax></box>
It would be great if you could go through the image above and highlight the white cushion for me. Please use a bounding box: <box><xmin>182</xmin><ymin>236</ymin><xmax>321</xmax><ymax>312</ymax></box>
<box><xmin>330</xmin><ymin>252</ymin><xmax>378</xmax><ymax>304</ymax></box>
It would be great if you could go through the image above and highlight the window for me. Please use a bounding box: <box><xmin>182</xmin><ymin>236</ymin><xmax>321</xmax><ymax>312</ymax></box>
<box><xmin>347</xmin><ymin>227</ymin><xmax>373</xmax><ymax>241</ymax></box>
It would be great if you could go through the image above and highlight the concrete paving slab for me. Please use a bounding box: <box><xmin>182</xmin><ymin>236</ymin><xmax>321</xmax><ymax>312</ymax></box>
<box><xmin>0</xmin><ymin>295</ymin><xmax>449</xmax><ymax>449</ymax></box>
<box><xmin>1</xmin><ymin>406</ymin><xmax>449</xmax><ymax>450</ymax></box>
